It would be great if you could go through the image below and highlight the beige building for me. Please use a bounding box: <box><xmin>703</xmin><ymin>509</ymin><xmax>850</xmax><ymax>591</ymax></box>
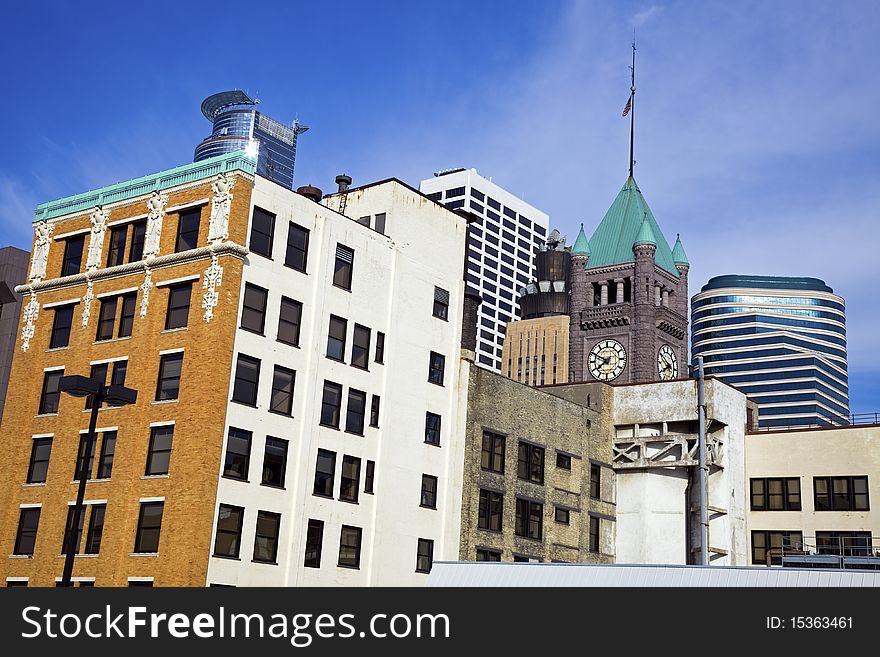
<box><xmin>500</xmin><ymin>315</ymin><xmax>569</xmax><ymax>386</ymax></box>
<box><xmin>746</xmin><ymin>424</ymin><xmax>880</xmax><ymax>567</ymax></box>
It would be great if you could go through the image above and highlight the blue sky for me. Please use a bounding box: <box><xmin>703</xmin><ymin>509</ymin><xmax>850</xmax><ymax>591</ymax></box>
<box><xmin>3</xmin><ymin>0</ymin><xmax>879</xmax><ymax>411</ymax></box>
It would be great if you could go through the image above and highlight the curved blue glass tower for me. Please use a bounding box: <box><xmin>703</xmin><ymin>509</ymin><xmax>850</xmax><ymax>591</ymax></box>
<box><xmin>691</xmin><ymin>275</ymin><xmax>848</xmax><ymax>428</ymax></box>
<box><xmin>194</xmin><ymin>91</ymin><xmax>308</xmax><ymax>190</ymax></box>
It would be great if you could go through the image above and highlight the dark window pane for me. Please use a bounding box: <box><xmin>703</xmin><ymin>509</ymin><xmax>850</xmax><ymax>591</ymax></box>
<box><xmin>129</xmin><ymin>221</ymin><xmax>146</xmax><ymax>262</ymax></box>
<box><xmin>249</xmin><ymin>207</ymin><xmax>276</xmax><ymax>259</ymax></box>
<box><xmin>74</xmin><ymin>433</ymin><xmax>97</xmax><ymax>481</ymax></box>
<box><xmin>84</xmin><ymin>504</ymin><xmax>106</xmax><ymax>555</ymax></box>
<box><xmin>61</xmin><ymin>235</ymin><xmax>84</xmax><ymax>277</ymax></box>
<box><xmin>84</xmin><ymin>363</ymin><xmax>109</xmax><ymax>410</ymax></box>
<box><xmin>374</xmin><ymin>213</ymin><xmax>386</xmax><ymax>235</ymax></box>
<box><xmin>95</xmin><ymin>298</ymin><xmax>117</xmax><ymax>341</ymax></box>
<box><xmin>278</xmin><ymin>297</ymin><xmax>302</xmax><ymax>346</ymax></box>
<box><xmin>232</xmin><ymin>354</ymin><xmax>260</xmax><ymax>406</ymax></box>
<box><xmin>304</xmin><ymin>519</ymin><xmax>324</xmax><ymax>568</ymax></box>
<box><xmin>269</xmin><ymin>366</ymin><xmax>295</xmax><ymax>416</ymax></box>
<box><xmin>118</xmin><ymin>293</ymin><xmax>136</xmax><ymax>337</ymax></box>
<box><xmin>421</xmin><ymin>474</ymin><xmax>438</xmax><ymax>509</ymax></box>
<box><xmin>314</xmin><ymin>449</ymin><xmax>336</xmax><ymax>497</ymax></box>
<box><xmin>416</xmin><ymin>538</ymin><xmax>434</xmax><ymax>573</ymax></box>
<box><xmin>285</xmin><ymin>223</ymin><xmax>309</xmax><ymax>272</ymax></box>
<box><xmin>96</xmin><ymin>431</ymin><xmax>116</xmax><ymax>479</ymax></box>
<box><xmin>320</xmin><ymin>381</ymin><xmax>342</xmax><ymax>428</ymax></box>
<box><xmin>223</xmin><ymin>428</ymin><xmax>252</xmax><ymax>481</ymax></box>
<box><xmin>557</xmin><ymin>452</ymin><xmax>572</xmax><ymax>470</ymax></box>
<box><xmin>165</xmin><ymin>282</ymin><xmax>192</xmax><ymax>330</ymax></box>
<box><xmin>590</xmin><ymin>464</ymin><xmax>600</xmax><ymax>500</ymax></box>
<box><xmin>156</xmin><ymin>353</ymin><xmax>183</xmax><ymax>401</ymax></box>
<box><xmin>517</xmin><ymin>442</ymin><xmax>544</xmax><ymax>484</ymax></box>
<box><xmin>351</xmin><ymin>324</ymin><xmax>371</xmax><ymax>369</ymax></box>
<box><xmin>478</xmin><ymin>489</ymin><xmax>503</xmax><ymax>531</ymax></box>
<box><xmin>134</xmin><ymin>502</ymin><xmax>164</xmax><ymax>554</ymax></box>
<box><xmin>62</xmin><ymin>505</ymin><xmax>85</xmax><ymax>555</ymax></box>
<box><xmin>240</xmin><ymin>283</ymin><xmax>268</xmax><ymax>334</ymax></box>
<box><xmin>27</xmin><ymin>438</ymin><xmax>53</xmax><ymax>484</ymax></box>
<box><xmin>262</xmin><ymin>437</ymin><xmax>288</xmax><ymax>487</ymax></box>
<box><xmin>327</xmin><ymin>316</ymin><xmax>347</xmax><ymax>361</ymax></box>
<box><xmin>340</xmin><ymin>455</ymin><xmax>361</xmax><ymax>503</ymax></box>
<box><xmin>39</xmin><ymin>370</ymin><xmax>63</xmax><ymax>414</ymax></box>
<box><xmin>145</xmin><ymin>425</ymin><xmax>174</xmax><ymax>476</ymax></box>
<box><xmin>106</xmin><ymin>226</ymin><xmax>127</xmax><ymax>267</ymax></box>
<box><xmin>345</xmin><ymin>389</ymin><xmax>366</xmax><ymax>435</ymax></box>
<box><xmin>555</xmin><ymin>507</ymin><xmax>570</xmax><ymax>524</ymax></box>
<box><xmin>175</xmin><ymin>208</ymin><xmax>201</xmax><ymax>253</ymax></box>
<box><xmin>375</xmin><ymin>331</ymin><xmax>385</xmax><ymax>364</ymax></box>
<box><xmin>425</xmin><ymin>412</ymin><xmax>441</xmax><ymax>445</ymax></box>
<box><xmin>213</xmin><ymin>504</ymin><xmax>244</xmax><ymax>558</ymax></box>
<box><xmin>515</xmin><ymin>498</ymin><xmax>543</xmax><ymax>540</ymax></box>
<box><xmin>589</xmin><ymin>516</ymin><xmax>600</xmax><ymax>553</ymax></box>
<box><xmin>338</xmin><ymin>525</ymin><xmax>362</xmax><ymax>568</ymax></box>
<box><xmin>253</xmin><ymin>511</ymin><xmax>281</xmax><ymax>563</ymax></box>
<box><xmin>433</xmin><ymin>287</ymin><xmax>449</xmax><ymax>320</ymax></box>
<box><xmin>370</xmin><ymin>395</ymin><xmax>381</xmax><ymax>428</ymax></box>
<box><xmin>428</xmin><ymin>351</ymin><xmax>445</xmax><ymax>385</ymax></box>
<box><xmin>481</xmin><ymin>431</ymin><xmax>505</xmax><ymax>474</ymax></box>
<box><xmin>333</xmin><ymin>244</ymin><xmax>354</xmax><ymax>290</ymax></box>
<box><xmin>365</xmin><ymin>460</ymin><xmax>375</xmax><ymax>494</ymax></box>
<box><xmin>14</xmin><ymin>508</ymin><xmax>41</xmax><ymax>555</ymax></box>
<box><xmin>50</xmin><ymin>305</ymin><xmax>74</xmax><ymax>348</ymax></box>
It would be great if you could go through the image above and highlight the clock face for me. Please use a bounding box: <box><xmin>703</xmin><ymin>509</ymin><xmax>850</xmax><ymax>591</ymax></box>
<box><xmin>658</xmin><ymin>344</ymin><xmax>678</xmax><ymax>380</ymax></box>
<box><xmin>588</xmin><ymin>339</ymin><xmax>627</xmax><ymax>381</ymax></box>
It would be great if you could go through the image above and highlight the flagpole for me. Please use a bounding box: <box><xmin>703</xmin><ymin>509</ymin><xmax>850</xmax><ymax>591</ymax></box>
<box><xmin>629</xmin><ymin>40</ymin><xmax>636</xmax><ymax>179</ymax></box>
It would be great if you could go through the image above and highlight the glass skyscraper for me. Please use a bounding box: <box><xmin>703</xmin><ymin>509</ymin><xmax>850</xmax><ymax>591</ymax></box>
<box><xmin>691</xmin><ymin>275</ymin><xmax>848</xmax><ymax>428</ymax></box>
<box><xmin>194</xmin><ymin>90</ymin><xmax>307</xmax><ymax>190</ymax></box>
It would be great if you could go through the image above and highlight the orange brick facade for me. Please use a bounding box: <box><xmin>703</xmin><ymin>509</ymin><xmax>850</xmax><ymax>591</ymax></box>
<box><xmin>0</xmin><ymin>173</ymin><xmax>253</xmax><ymax>586</ymax></box>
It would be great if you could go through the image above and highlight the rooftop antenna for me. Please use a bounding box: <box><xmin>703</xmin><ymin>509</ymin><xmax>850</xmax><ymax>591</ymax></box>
<box><xmin>626</xmin><ymin>36</ymin><xmax>636</xmax><ymax>179</ymax></box>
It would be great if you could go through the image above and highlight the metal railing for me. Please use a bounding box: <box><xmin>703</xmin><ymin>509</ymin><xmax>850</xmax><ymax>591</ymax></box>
<box><xmin>751</xmin><ymin>412</ymin><xmax>880</xmax><ymax>432</ymax></box>
<box><xmin>768</xmin><ymin>535</ymin><xmax>880</xmax><ymax>569</ymax></box>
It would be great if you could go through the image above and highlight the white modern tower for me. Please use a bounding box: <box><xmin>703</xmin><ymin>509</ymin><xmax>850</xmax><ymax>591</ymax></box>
<box><xmin>419</xmin><ymin>169</ymin><xmax>549</xmax><ymax>373</ymax></box>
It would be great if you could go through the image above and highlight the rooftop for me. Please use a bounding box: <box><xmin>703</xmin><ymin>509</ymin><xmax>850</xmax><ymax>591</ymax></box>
<box><xmin>701</xmin><ymin>274</ymin><xmax>834</xmax><ymax>294</ymax></box>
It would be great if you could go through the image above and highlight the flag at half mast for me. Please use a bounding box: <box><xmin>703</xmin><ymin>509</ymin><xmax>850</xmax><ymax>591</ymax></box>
<box><xmin>622</xmin><ymin>94</ymin><xmax>632</xmax><ymax>117</ymax></box>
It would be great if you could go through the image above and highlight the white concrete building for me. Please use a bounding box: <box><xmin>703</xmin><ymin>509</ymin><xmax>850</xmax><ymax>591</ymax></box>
<box><xmin>419</xmin><ymin>169</ymin><xmax>549</xmax><ymax>373</ymax></box>
<box><xmin>206</xmin><ymin>177</ymin><xmax>470</xmax><ymax>586</ymax></box>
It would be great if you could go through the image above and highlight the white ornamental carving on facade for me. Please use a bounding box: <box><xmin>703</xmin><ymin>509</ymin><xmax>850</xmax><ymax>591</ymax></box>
<box><xmin>85</xmin><ymin>206</ymin><xmax>110</xmax><ymax>271</ymax></box>
<box><xmin>143</xmin><ymin>191</ymin><xmax>168</xmax><ymax>259</ymax></box>
<box><xmin>202</xmin><ymin>253</ymin><xmax>223</xmax><ymax>322</ymax></box>
<box><xmin>81</xmin><ymin>278</ymin><xmax>94</xmax><ymax>327</ymax></box>
<box><xmin>208</xmin><ymin>173</ymin><xmax>235</xmax><ymax>244</ymax></box>
<box><xmin>140</xmin><ymin>266</ymin><xmax>153</xmax><ymax>318</ymax></box>
<box><xmin>20</xmin><ymin>291</ymin><xmax>39</xmax><ymax>352</ymax></box>
<box><xmin>29</xmin><ymin>221</ymin><xmax>53</xmax><ymax>283</ymax></box>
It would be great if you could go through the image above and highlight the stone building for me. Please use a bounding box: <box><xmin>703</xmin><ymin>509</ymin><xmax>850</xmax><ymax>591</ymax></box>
<box><xmin>0</xmin><ymin>246</ymin><xmax>29</xmax><ymax>425</ymax></box>
<box><xmin>569</xmin><ymin>177</ymin><xmax>689</xmax><ymax>385</ymax></box>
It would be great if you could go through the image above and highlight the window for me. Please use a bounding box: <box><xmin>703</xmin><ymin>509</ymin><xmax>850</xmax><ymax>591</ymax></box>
<box><xmin>96</xmin><ymin>293</ymin><xmax>136</xmax><ymax>340</ymax></box>
<box><xmin>333</xmin><ymin>244</ymin><xmax>354</xmax><ymax>290</ymax></box>
<box><xmin>253</xmin><ymin>511</ymin><xmax>281</xmax><ymax>564</ymax></box>
<box><xmin>481</xmin><ymin>431</ymin><xmax>505</xmax><ymax>474</ymax></box>
<box><xmin>62</xmin><ymin>505</ymin><xmax>84</xmax><ymax>554</ymax></box>
<box><xmin>285</xmin><ymin>222</ymin><xmax>309</xmax><ymax>272</ymax></box>
<box><xmin>95</xmin><ymin>298</ymin><xmax>117</xmax><ymax>341</ymax></box>
<box><xmin>515</xmin><ymin>499</ymin><xmax>543</xmax><ymax>540</ymax></box>
<box><xmin>249</xmin><ymin>207</ymin><xmax>276</xmax><ymax>259</ymax></box>
<box><xmin>145</xmin><ymin>425</ymin><xmax>174</xmax><ymax>476</ymax></box>
<box><xmin>313</xmin><ymin>449</ymin><xmax>336</xmax><ymax>497</ymax></box>
<box><xmin>129</xmin><ymin>221</ymin><xmax>146</xmax><ymax>262</ymax></box>
<box><xmin>320</xmin><ymin>381</ymin><xmax>343</xmax><ymax>428</ymax></box>
<box><xmin>277</xmin><ymin>297</ymin><xmax>302</xmax><ymax>346</ymax></box>
<box><xmin>751</xmin><ymin>530</ymin><xmax>803</xmax><ymax>565</ymax></box>
<box><xmin>232</xmin><ymin>354</ymin><xmax>260</xmax><ymax>406</ymax></box>
<box><xmin>816</xmin><ymin>531</ymin><xmax>873</xmax><ymax>557</ymax></box>
<box><xmin>370</xmin><ymin>395</ymin><xmax>380</xmax><ymax>428</ymax></box>
<box><xmin>223</xmin><ymin>428</ymin><xmax>252</xmax><ymax>481</ymax></box>
<box><xmin>213</xmin><ymin>504</ymin><xmax>244</xmax><ymax>558</ymax></box>
<box><xmin>128</xmin><ymin>580</ymin><xmax>153</xmax><ymax>588</ymax></box>
<box><xmin>420</xmin><ymin>474</ymin><xmax>438</xmax><ymax>509</ymax></box>
<box><xmin>478</xmin><ymin>489</ymin><xmax>503</xmax><ymax>531</ymax></box>
<box><xmin>375</xmin><ymin>332</ymin><xmax>385</xmax><ymax>364</ymax></box>
<box><xmin>27</xmin><ymin>438</ymin><xmax>52</xmax><ymax>484</ymax></box>
<box><xmin>164</xmin><ymin>282</ymin><xmax>192</xmax><ymax>330</ymax></box>
<box><xmin>476</xmin><ymin>548</ymin><xmax>501</xmax><ymax>562</ymax></box>
<box><xmin>175</xmin><ymin>208</ymin><xmax>201</xmax><ymax>253</ymax></box>
<box><xmin>269</xmin><ymin>366</ymin><xmax>295</xmax><ymax>416</ymax></box>
<box><xmin>240</xmin><ymin>283</ymin><xmax>268</xmax><ymax>334</ymax></box>
<box><xmin>344</xmin><ymin>389</ymin><xmax>366</xmax><ymax>435</ymax></box>
<box><xmin>50</xmin><ymin>305</ymin><xmax>75</xmax><ymax>348</ymax></box>
<box><xmin>14</xmin><ymin>508</ymin><xmax>41</xmax><ymax>555</ymax></box>
<box><xmin>751</xmin><ymin>477</ymin><xmax>801</xmax><ymax>511</ymax></box>
<box><xmin>351</xmin><ymin>325</ymin><xmax>371</xmax><ymax>369</ymax></box>
<box><xmin>155</xmin><ymin>352</ymin><xmax>183</xmax><ymax>401</ymax></box>
<box><xmin>96</xmin><ymin>430</ymin><xmax>116</xmax><ymax>479</ymax></box>
<box><xmin>84</xmin><ymin>504</ymin><xmax>106</xmax><ymax>555</ymax></box>
<box><xmin>365</xmin><ymin>460</ymin><xmax>375</xmax><ymax>494</ymax></box>
<box><xmin>556</xmin><ymin>452</ymin><xmax>572</xmax><ymax>470</ymax></box>
<box><xmin>432</xmin><ymin>287</ymin><xmax>450</xmax><ymax>321</ymax></box>
<box><xmin>61</xmin><ymin>235</ymin><xmax>85</xmax><ymax>276</ymax></box>
<box><xmin>374</xmin><ymin>212</ymin><xmax>386</xmax><ymax>235</ymax></box>
<box><xmin>814</xmin><ymin>476</ymin><xmax>869</xmax><ymax>511</ymax></box>
<box><xmin>39</xmin><ymin>370</ymin><xmax>63</xmax><ymax>414</ymax></box>
<box><xmin>304</xmin><ymin>519</ymin><xmax>324</xmax><ymax>568</ymax></box>
<box><xmin>327</xmin><ymin>316</ymin><xmax>347</xmax><ymax>361</ymax></box>
<box><xmin>106</xmin><ymin>226</ymin><xmax>127</xmax><ymax>267</ymax></box>
<box><xmin>416</xmin><ymin>538</ymin><xmax>434</xmax><ymax>573</ymax></box>
<box><xmin>134</xmin><ymin>501</ymin><xmax>164</xmax><ymax>554</ymax></box>
<box><xmin>424</xmin><ymin>412</ymin><xmax>442</xmax><ymax>446</ymax></box>
<box><xmin>73</xmin><ymin>434</ymin><xmax>97</xmax><ymax>482</ymax></box>
<box><xmin>517</xmin><ymin>442</ymin><xmax>545</xmax><ymax>484</ymax></box>
<box><xmin>340</xmin><ymin>455</ymin><xmax>361</xmax><ymax>503</ymax></box>
<box><xmin>428</xmin><ymin>351</ymin><xmax>445</xmax><ymax>385</ymax></box>
<box><xmin>555</xmin><ymin>507</ymin><xmax>570</xmax><ymax>525</ymax></box>
<box><xmin>589</xmin><ymin>516</ymin><xmax>600</xmax><ymax>553</ymax></box>
<box><xmin>338</xmin><ymin>525</ymin><xmax>362</xmax><ymax>568</ymax></box>
<box><xmin>590</xmin><ymin>464</ymin><xmax>601</xmax><ymax>500</ymax></box>
<box><xmin>120</xmin><ymin>292</ymin><xmax>136</xmax><ymax>337</ymax></box>
<box><xmin>262</xmin><ymin>437</ymin><xmax>288</xmax><ymax>488</ymax></box>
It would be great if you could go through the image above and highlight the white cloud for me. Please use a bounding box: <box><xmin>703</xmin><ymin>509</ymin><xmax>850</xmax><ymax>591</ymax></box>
<box><xmin>632</xmin><ymin>5</ymin><xmax>663</xmax><ymax>28</ymax></box>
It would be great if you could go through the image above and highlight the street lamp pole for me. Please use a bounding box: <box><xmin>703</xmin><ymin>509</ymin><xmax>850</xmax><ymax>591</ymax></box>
<box><xmin>58</xmin><ymin>375</ymin><xmax>137</xmax><ymax>588</ymax></box>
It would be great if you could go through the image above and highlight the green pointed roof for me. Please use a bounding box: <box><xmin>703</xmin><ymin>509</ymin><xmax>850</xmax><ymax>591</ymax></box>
<box><xmin>571</xmin><ymin>223</ymin><xmax>591</xmax><ymax>256</ymax></box>
<box><xmin>672</xmin><ymin>234</ymin><xmax>689</xmax><ymax>266</ymax></box>
<box><xmin>586</xmin><ymin>176</ymin><xmax>679</xmax><ymax>277</ymax></box>
<box><xmin>633</xmin><ymin>216</ymin><xmax>656</xmax><ymax>247</ymax></box>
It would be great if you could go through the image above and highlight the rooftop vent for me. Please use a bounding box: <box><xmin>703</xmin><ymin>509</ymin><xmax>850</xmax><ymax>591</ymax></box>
<box><xmin>335</xmin><ymin>174</ymin><xmax>352</xmax><ymax>193</ymax></box>
<box><xmin>296</xmin><ymin>184</ymin><xmax>323</xmax><ymax>203</ymax></box>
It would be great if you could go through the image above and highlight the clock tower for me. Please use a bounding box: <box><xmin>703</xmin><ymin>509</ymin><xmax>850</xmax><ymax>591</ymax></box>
<box><xmin>568</xmin><ymin>177</ymin><xmax>689</xmax><ymax>384</ymax></box>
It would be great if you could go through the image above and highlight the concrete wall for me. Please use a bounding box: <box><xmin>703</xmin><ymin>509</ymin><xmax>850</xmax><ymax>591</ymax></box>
<box><xmin>0</xmin><ymin>247</ymin><xmax>28</xmax><ymax>425</ymax></box>
<box><xmin>499</xmin><ymin>315</ymin><xmax>569</xmax><ymax>385</ymax></box>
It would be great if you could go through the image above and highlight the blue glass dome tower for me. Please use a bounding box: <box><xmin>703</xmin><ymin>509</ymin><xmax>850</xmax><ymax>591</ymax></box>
<box><xmin>194</xmin><ymin>91</ymin><xmax>308</xmax><ymax>190</ymax></box>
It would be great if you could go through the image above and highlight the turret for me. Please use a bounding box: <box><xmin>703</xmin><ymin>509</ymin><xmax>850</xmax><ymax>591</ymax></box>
<box><xmin>672</xmin><ymin>234</ymin><xmax>690</xmax><ymax>320</ymax></box>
